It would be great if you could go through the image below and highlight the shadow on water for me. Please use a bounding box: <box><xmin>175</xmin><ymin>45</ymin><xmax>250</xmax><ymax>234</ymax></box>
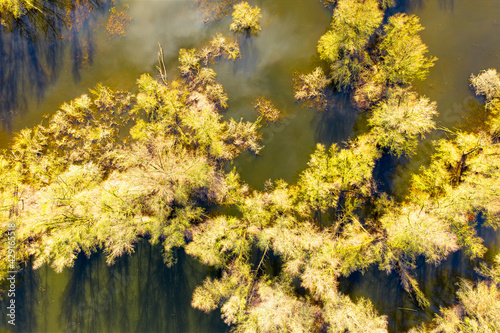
<box><xmin>314</xmin><ymin>92</ymin><xmax>358</xmax><ymax>147</ymax></box>
<box><xmin>0</xmin><ymin>0</ymin><xmax>104</xmax><ymax>130</ymax></box>
<box><xmin>234</xmin><ymin>35</ymin><xmax>259</xmax><ymax>78</ymax></box>
<box><xmin>438</xmin><ymin>0</ymin><xmax>454</xmax><ymax>11</ymax></box>
<box><xmin>5</xmin><ymin>240</ymin><xmax>229</xmax><ymax>333</ymax></box>
<box><xmin>341</xmin><ymin>251</ymin><xmax>475</xmax><ymax>332</ymax></box>
<box><xmin>396</xmin><ymin>0</ymin><xmax>454</xmax><ymax>12</ymax></box>
<box><xmin>60</xmin><ymin>252</ymin><xmax>103</xmax><ymax>333</ymax></box>
<box><xmin>340</xmin><ymin>220</ymin><xmax>499</xmax><ymax>333</ymax></box>
<box><xmin>372</xmin><ymin>152</ymin><xmax>399</xmax><ymax>195</ymax></box>
<box><xmin>15</xmin><ymin>259</ymin><xmax>38</xmax><ymax>333</ymax></box>
<box><xmin>396</xmin><ymin>0</ymin><xmax>425</xmax><ymax>12</ymax></box>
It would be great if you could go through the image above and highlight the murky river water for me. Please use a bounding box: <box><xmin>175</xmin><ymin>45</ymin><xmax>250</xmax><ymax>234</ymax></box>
<box><xmin>1</xmin><ymin>0</ymin><xmax>500</xmax><ymax>332</ymax></box>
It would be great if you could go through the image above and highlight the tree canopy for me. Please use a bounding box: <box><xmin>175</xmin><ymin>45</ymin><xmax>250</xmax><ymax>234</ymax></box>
<box><xmin>368</xmin><ymin>87</ymin><xmax>437</xmax><ymax>156</ymax></box>
<box><xmin>377</xmin><ymin>14</ymin><xmax>437</xmax><ymax>85</ymax></box>
<box><xmin>229</xmin><ymin>2</ymin><xmax>262</xmax><ymax>36</ymax></box>
<box><xmin>304</xmin><ymin>3</ymin><xmax>437</xmax><ymax>112</ymax></box>
<box><xmin>317</xmin><ymin>0</ymin><xmax>383</xmax><ymax>88</ymax></box>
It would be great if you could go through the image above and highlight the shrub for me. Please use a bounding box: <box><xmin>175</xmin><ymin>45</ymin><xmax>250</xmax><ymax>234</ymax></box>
<box><xmin>229</xmin><ymin>2</ymin><xmax>262</xmax><ymax>36</ymax></box>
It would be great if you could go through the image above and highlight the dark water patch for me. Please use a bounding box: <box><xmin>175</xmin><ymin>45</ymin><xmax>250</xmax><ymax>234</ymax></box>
<box><xmin>313</xmin><ymin>92</ymin><xmax>358</xmax><ymax>148</ymax></box>
<box><xmin>15</xmin><ymin>260</ymin><xmax>38</xmax><ymax>333</ymax></box>
<box><xmin>0</xmin><ymin>0</ymin><xmax>106</xmax><ymax>130</ymax></box>
<box><xmin>372</xmin><ymin>152</ymin><xmax>399</xmax><ymax>196</ymax></box>
<box><xmin>396</xmin><ymin>0</ymin><xmax>425</xmax><ymax>13</ymax></box>
<box><xmin>2</xmin><ymin>242</ymin><xmax>229</xmax><ymax>332</ymax></box>
<box><xmin>340</xmin><ymin>249</ymin><xmax>482</xmax><ymax>333</ymax></box>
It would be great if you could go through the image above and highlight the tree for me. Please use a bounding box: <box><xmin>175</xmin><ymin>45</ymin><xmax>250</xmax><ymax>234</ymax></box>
<box><xmin>177</xmin><ymin>36</ymin><xmax>242</xmax><ymax>109</ymax></box>
<box><xmin>198</xmin><ymin>33</ymin><xmax>241</xmax><ymax>65</ymax></box>
<box><xmin>296</xmin><ymin>134</ymin><xmax>380</xmax><ymax>217</ymax></box>
<box><xmin>178</xmin><ymin>48</ymin><xmax>201</xmax><ymax>78</ymax></box>
<box><xmin>470</xmin><ymin>69</ymin><xmax>500</xmax><ymax>101</ymax></box>
<box><xmin>312</xmin><ymin>4</ymin><xmax>436</xmax><ymax>111</ymax></box>
<box><xmin>229</xmin><ymin>2</ymin><xmax>262</xmax><ymax>36</ymax></box>
<box><xmin>253</xmin><ymin>97</ymin><xmax>282</xmax><ymax>123</ymax></box>
<box><xmin>293</xmin><ymin>67</ymin><xmax>332</xmax><ymax>109</ymax></box>
<box><xmin>470</xmin><ymin>69</ymin><xmax>500</xmax><ymax>137</ymax></box>
<box><xmin>235</xmin><ymin>281</ymin><xmax>319</xmax><ymax>333</ymax></box>
<box><xmin>368</xmin><ymin>87</ymin><xmax>437</xmax><ymax>156</ymax></box>
<box><xmin>487</xmin><ymin>97</ymin><xmax>500</xmax><ymax>137</ymax></box>
<box><xmin>317</xmin><ymin>0</ymin><xmax>383</xmax><ymax>88</ymax></box>
<box><xmin>352</xmin><ymin>66</ymin><xmax>387</xmax><ymax>110</ymax></box>
<box><xmin>377</xmin><ymin>14</ymin><xmax>437</xmax><ymax>85</ymax></box>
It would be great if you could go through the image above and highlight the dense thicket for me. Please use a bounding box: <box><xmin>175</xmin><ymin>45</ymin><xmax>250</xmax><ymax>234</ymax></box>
<box><xmin>186</xmin><ymin>64</ymin><xmax>500</xmax><ymax>329</ymax></box>
<box><xmin>184</xmin><ymin>65</ymin><xmax>500</xmax><ymax>329</ymax></box>
<box><xmin>296</xmin><ymin>0</ymin><xmax>436</xmax><ymax>111</ymax></box>
<box><xmin>0</xmin><ymin>32</ymin><xmax>262</xmax><ymax>272</ymax></box>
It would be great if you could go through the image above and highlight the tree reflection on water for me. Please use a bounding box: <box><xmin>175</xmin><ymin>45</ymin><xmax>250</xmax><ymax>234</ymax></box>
<box><xmin>10</xmin><ymin>241</ymin><xmax>229</xmax><ymax>332</ymax></box>
<box><xmin>0</xmin><ymin>0</ymin><xmax>104</xmax><ymax>129</ymax></box>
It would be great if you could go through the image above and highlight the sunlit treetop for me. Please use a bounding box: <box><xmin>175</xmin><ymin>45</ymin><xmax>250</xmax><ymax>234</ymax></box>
<box><xmin>293</xmin><ymin>67</ymin><xmax>332</xmax><ymax>110</ymax></box>
<box><xmin>368</xmin><ymin>87</ymin><xmax>437</xmax><ymax>156</ymax></box>
<box><xmin>470</xmin><ymin>68</ymin><xmax>500</xmax><ymax>101</ymax></box>
<box><xmin>326</xmin><ymin>0</ymin><xmax>383</xmax><ymax>54</ymax></box>
<box><xmin>377</xmin><ymin>13</ymin><xmax>437</xmax><ymax>85</ymax></box>
<box><xmin>486</xmin><ymin>97</ymin><xmax>500</xmax><ymax>137</ymax></box>
<box><xmin>313</xmin><ymin>4</ymin><xmax>437</xmax><ymax>111</ymax></box>
<box><xmin>253</xmin><ymin>97</ymin><xmax>282</xmax><ymax>124</ymax></box>
<box><xmin>0</xmin><ymin>0</ymin><xmax>34</xmax><ymax>19</ymax></box>
<box><xmin>296</xmin><ymin>133</ymin><xmax>380</xmax><ymax>214</ymax></box>
<box><xmin>229</xmin><ymin>1</ymin><xmax>261</xmax><ymax>36</ymax></box>
<box><xmin>319</xmin><ymin>0</ymin><xmax>383</xmax><ymax>58</ymax></box>
<box><xmin>317</xmin><ymin>0</ymin><xmax>383</xmax><ymax>88</ymax></box>
<box><xmin>469</xmin><ymin>69</ymin><xmax>500</xmax><ymax>137</ymax></box>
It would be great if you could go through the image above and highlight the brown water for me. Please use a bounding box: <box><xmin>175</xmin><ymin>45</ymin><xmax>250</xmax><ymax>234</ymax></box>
<box><xmin>1</xmin><ymin>0</ymin><xmax>500</xmax><ymax>332</ymax></box>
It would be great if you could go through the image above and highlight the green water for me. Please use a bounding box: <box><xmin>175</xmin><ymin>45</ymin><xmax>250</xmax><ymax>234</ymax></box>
<box><xmin>1</xmin><ymin>0</ymin><xmax>500</xmax><ymax>332</ymax></box>
<box><xmin>12</xmin><ymin>242</ymin><xmax>229</xmax><ymax>332</ymax></box>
